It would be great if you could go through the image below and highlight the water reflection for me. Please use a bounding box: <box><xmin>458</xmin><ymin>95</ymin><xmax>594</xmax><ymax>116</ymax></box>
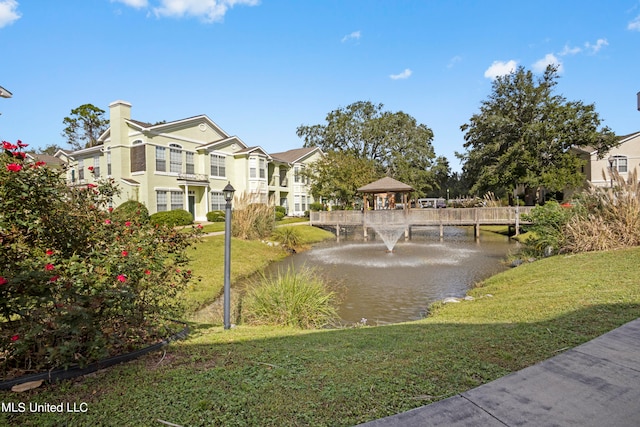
<box><xmin>265</xmin><ymin>226</ymin><xmax>517</xmax><ymax>325</ymax></box>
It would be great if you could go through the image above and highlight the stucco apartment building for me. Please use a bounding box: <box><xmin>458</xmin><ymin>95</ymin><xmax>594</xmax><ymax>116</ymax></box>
<box><xmin>56</xmin><ymin>101</ymin><xmax>322</xmax><ymax>221</ymax></box>
<box><xmin>572</xmin><ymin>131</ymin><xmax>640</xmax><ymax>187</ymax></box>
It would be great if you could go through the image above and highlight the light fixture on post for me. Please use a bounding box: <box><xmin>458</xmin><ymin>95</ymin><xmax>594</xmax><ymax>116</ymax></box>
<box><xmin>222</xmin><ymin>182</ymin><xmax>235</xmax><ymax>330</ymax></box>
<box><xmin>608</xmin><ymin>156</ymin><xmax>615</xmax><ymax>188</ymax></box>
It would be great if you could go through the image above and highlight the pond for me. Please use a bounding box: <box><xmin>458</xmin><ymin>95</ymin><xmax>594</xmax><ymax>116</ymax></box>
<box><xmin>264</xmin><ymin>226</ymin><xmax>518</xmax><ymax>325</ymax></box>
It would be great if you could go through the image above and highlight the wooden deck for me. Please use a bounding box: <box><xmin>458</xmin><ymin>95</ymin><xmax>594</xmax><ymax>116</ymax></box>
<box><xmin>309</xmin><ymin>207</ymin><xmax>534</xmax><ymax>238</ymax></box>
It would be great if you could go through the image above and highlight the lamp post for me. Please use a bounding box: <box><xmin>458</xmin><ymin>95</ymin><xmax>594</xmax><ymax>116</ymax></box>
<box><xmin>608</xmin><ymin>156</ymin><xmax>615</xmax><ymax>188</ymax></box>
<box><xmin>222</xmin><ymin>182</ymin><xmax>235</xmax><ymax>330</ymax></box>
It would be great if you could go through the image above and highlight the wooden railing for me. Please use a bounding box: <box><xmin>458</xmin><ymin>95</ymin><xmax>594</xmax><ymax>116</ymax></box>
<box><xmin>310</xmin><ymin>207</ymin><xmax>534</xmax><ymax>227</ymax></box>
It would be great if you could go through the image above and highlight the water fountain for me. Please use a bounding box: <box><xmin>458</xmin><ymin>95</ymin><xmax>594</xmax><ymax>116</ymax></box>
<box><xmin>365</xmin><ymin>210</ymin><xmax>408</xmax><ymax>252</ymax></box>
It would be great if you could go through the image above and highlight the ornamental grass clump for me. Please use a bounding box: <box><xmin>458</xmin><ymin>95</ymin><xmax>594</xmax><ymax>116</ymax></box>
<box><xmin>564</xmin><ymin>169</ymin><xmax>640</xmax><ymax>252</ymax></box>
<box><xmin>231</xmin><ymin>192</ymin><xmax>275</xmax><ymax>240</ymax></box>
<box><xmin>0</xmin><ymin>140</ymin><xmax>201</xmax><ymax>377</ymax></box>
<box><xmin>242</xmin><ymin>266</ymin><xmax>338</xmax><ymax>329</ymax></box>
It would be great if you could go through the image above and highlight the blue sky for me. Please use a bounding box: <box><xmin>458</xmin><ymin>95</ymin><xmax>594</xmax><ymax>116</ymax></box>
<box><xmin>1</xmin><ymin>0</ymin><xmax>639</xmax><ymax>172</ymax></box>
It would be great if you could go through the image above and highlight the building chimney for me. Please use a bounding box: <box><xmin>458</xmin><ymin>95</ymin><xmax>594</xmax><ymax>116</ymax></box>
<box><xmin>109</xmin><ymin>100</ymin><xmax>132</xmax><ymax>145</ymax></box>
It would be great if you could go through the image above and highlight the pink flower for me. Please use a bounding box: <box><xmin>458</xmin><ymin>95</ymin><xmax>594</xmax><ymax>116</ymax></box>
<box><xmin>108</xmin><ymin>207</ymin><xmax>114</xmax><ymax>213</ymax></box>
<box><xmin>144</xmin><ymin>269</ymin><xmax>151</xmax><ymax>275</ymax></box>
<box><xmin>87</xmin><ymin>183</ymin><xmax>97</xmax><ymax>189</ymax></box>
<box><xmin>6</xmin><ymin>163</ymin><xmax>22</xmax><ymax>172</ymax></box>
<box><xmin>12</xmin><ymin>152</ymin><xmax>26</xmax><ymax>160</ymax></box>
<box><xmin>88</xmin><ymin>166</ymin><xmax>94</xmax><ymax>172</ymax></box>
<box><xmin>125</xmin><ymin>221</ymin><xmax>131</xmax><ymax>227</ymax></box>
<box><xmin>10</xmin><ymin>334</ymin><xmax>19</xmax><ymax>342</ymax></box>
<box><xmin>121</xmin><ymin>250</ymin><xmax>128</xmax><ymax>257</ymax></box>
<box><xmin>49</xmin><ymin>275</ymin><xmax>59</xmax><ymax>282</ymax></box>
<box><xmin>117</xmin><ymin>275</ymin><xmax>126</xmax><ymax>283</ymax></box>
<box><xmin>197</xmin><ymin>224</ymin><xmax>203</xmax><ymax>229</ymax></box>
<box><xmin>45</xmin><ymin>263</ymin><xmax>55</xmax><ymax>271</ymax></box>
<box><xmin>105</xmin><ymin>219</ymin><xmax>112</xmax><ymax>225</ymax></box>
<box><xmin>0</xmin><ymin>277</ymin><xmax>7</xmax><ymax>285</ymax></box>
<box><xmin>46</xmin><ymin>249</ymin><xmax>54</xmax><ymax>256</ymax></box>
<box><xmin>32</xmin><ymin>161</ymin><xmax>46</xmax><ymax>168</ymax></box>
<box><xmin>17</xmin><ymin>140</ymin><xmax>28</xmax><ymax>148</ymax></box>
<box><xmin>2</xmin><ymin>141</ymin><xmax>17</xmax><ymax>150</ymax></box>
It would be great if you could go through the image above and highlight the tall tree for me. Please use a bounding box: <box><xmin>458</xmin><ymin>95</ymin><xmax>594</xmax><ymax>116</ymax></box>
<box><xmin>62</xmin><ymin>104</ymin><xmax>108</xmax><ymax>150</ymax></box>
<box><xmin>297</xmin><ymin>101</ymin><xmax>438</xmax><ymax>196</ymax></box>
<box><xmin>458</xmin><ymin>66</ymin><xmax>617</xmax><ymax>200</ymax></box>
<box><xmin>303</xmin><ymin>151</ymin><xmax>382</xmax><ymax>208</ymax></box>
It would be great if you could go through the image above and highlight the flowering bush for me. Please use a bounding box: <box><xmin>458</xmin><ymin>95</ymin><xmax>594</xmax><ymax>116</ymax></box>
<box><xmin>0</xmin><ymin>140</ymin><xmax>201</xmax><ymax>376</ymax></box>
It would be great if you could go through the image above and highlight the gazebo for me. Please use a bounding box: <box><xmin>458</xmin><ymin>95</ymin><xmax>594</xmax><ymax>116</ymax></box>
<box><xmin>357</xmin><ymin>176</ymin><xmax>414</xmax><ymax>211</ymax></box>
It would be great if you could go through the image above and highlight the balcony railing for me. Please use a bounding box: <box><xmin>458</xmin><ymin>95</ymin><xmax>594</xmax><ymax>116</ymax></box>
<box><xmin>177</xmin><ymin>173</ymin><xmax>209</xmax><ymax>182</ymax></box>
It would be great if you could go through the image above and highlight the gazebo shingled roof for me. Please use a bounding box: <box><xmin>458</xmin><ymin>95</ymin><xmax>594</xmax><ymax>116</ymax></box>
<box><xmin>357</xmin><ymin>177</ymin><xmax>414</xmax><ymax>193</ymax></box>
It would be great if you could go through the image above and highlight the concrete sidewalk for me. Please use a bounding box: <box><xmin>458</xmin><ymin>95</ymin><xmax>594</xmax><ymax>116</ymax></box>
<box><xmin>357</xmin><ymin>318</ymin><xmax>640</xmax><ymax>427</ymax></box>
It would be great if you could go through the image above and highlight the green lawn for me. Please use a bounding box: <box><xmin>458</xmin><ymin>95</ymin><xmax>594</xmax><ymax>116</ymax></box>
<box><xmin>185</xmin><ymin>225</ymin><xmax>334</xmax><ymax>314</ymax></box>
<box><xmin>3</xmin><ymin>243</ymin><xmax>640</xmax><ymax>426</ymax></box>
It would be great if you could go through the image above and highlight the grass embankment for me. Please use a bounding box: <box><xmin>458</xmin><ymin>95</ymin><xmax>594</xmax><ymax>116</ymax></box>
<box><xmin>3</xmin><ymin>245</ymin><xmax>640</xmax><ymax>426</ymax></box>
<box><xmin>185</xmin><ymin>225</ymin><xmax>334</xmax><ymax>313</ymax></box>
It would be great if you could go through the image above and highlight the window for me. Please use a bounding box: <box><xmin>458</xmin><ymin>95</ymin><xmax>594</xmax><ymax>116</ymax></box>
<box><xmin>156</xmin><ymin>191</ymin><xmax>167</xmax><ymax>212</ymax></box>
<box><xmin>611</xmin><ymin>156</ymin><xmax>628</xmax><ymax>173</ymax></box>
<box><xmin>170</xmin><ymin>144</ymin><xmax>182</xmax><ymax>173</ymax></box>
<box><xmin>294</xmin><ymin>195</ymin><xmax>300</xmax><ymax>212</ymax></box>
<box><xmin>259</xmin><ymin>158</ymin><xmax>266</xmax><ymax>179</ymax></box>
<box><xmin>294</xmin><ymin>166</ymin><xmax>300</xmax><ymax>183</ymax></box>
<box><xmin>93</xmin><ymin>155</ymin><xmax>100</xmax><ymax>178</ymax></box>
<box><xmin>249</xmin><ymin>157</ymin><xmax>257</xmax><ymax>178</ymax></box>
<box><xmin>210</xmin><ymin>154</ymin><xmax>226</xmax><ymax>177</ymax></box>
<box><xmin>170</xmin><ymin>191</ymin><xmax>183</xmax><ymax>211</ymax></box>
<box><xmin>186</xmin><ymin>152</ymin><xmax>194</xmax><ymax>175</ymax></box>
<box><xmin>302</xmin><ymin>195</ymin><xmax>307</xmax><ymax>212</ymax></box>
<box><xmin>78</xmin><ymin>159</ymin><xmax>84</xmax><ymax>180</ymax></box>
<box><xmin>106</xmin><ymin>148</ymin><xmax>112</xmax><ymax>176</ymax></box>
<box><xmin>156</xmin><ymin>147</ymin><xmax>166</xmax><ymax>172</ymax></box>
<box><xmin>211</xmin><ymin>191</ymin><xmax>225</xmax><ymax>211</ymax></box>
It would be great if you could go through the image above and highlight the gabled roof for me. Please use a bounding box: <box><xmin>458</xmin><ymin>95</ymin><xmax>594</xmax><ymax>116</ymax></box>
<box><xmin>270</xmin><ymin>146</ymin><xmax>321</xmax><ymax>164</ymax></box>
<box><xmin>26</xmin><ymin>153</ymin><xmax>64</xmax><ymax>167</ymax></box>
<box><xmin>233</xmin><ymin>146</ymin><xmax>272</xmax><ymax>159</ymax></box>
<box><xmin>357</xmin><ymin>177</ymin><xmax>414</xmax><ymax>193</ymax></box>
<box><xmin>0</xmin><ymin>85</ymin><xmax>11</xmax><ymax>98</ymax></box>
<box><xmin>98</xmin><ymin>113</ymin><xmax>231</xmax><ymax>143</ymax></box>
<box><xmin>198</xmin><ymin>135</ymin><xmax>248</xmax><ymax>152</ymax></box>
<box><xmin>571</xmin><ymin>131</ymin><xmax>640</xmax><ymax>156</ymax></box>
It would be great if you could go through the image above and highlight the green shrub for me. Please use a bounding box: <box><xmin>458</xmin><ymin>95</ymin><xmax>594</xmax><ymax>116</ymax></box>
<box><xmin>521</xmin><ymin>201</ymin><xmax>576</xmax><ymax>257</ymax></box>
<box><xmin>242</xmin><ymin>266</ymin><xmax>338</xmax><ymax>328</ymax></box>
<box><xmin>0</xmin><ymin>140</ymin><xmax>200</xmax><ymax>374</ymax></box>
<box><xmin>275</xmin><ymin>206</ymin><xmax>286</xmax><ymax>215</ymax></box>
<box><xmin>150</xmin><ymin>209</ymin><xmax>193</xmax><ymax>227</ymax></box>
<box><xmin>272</xmin><ymin>226</ymin><xmax>302</xmax><ymax>249</ymax></box>
<box><xmin>309</xmin><ymin>202</ymin><xmax>325</xmax><ymax>212</ymax></box>
<box><xmin>206</xmin><ymin>210</ymin><xmax>225</xmax><ymax>222</ymax></box>
<box><xmin>275</xmin><ymin>211</ymin><xmax>285</xmax><ymax>221</ymax></box>
<box><xmin>112</xmin><ymin>200</ymin><xmax>149</xmax><ymax>224</ymax></box>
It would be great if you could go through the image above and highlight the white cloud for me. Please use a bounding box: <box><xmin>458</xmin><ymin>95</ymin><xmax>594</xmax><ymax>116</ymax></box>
<box><xmin>628</xmin><ymin>15</ymin><xmax>640</xmax><ymax>31</ymax></box>
<box><xmin>341</xmin><ymin>30</ymin><xmax>361</xmax><ymax>43</ymax></box>
<box><xmin>533</xmin><ymin>53</ymin><xmax>563</xmax><ymax>73</ymax></box>
<box><xmin>389</xmin><ymin>68</ymin><xmax>412</xmax><ymax>80</ymax></box>
<box><xmin>447</xmin><ymin>55</ymin><xmax>462</xmax><ymax>68</ymax></box>
<box><xmin>111</xmin><ymin>0</ymin><xmax>149</xmax><ymax>8</ymax></box>
<box><xmin>0</xmin><ymin>0</ymin><xmax>21</xmax><ymax>28</ymax></box>
<box><xmin>559</xmin><ymin>44</ymin><xmax>581</xmax><ymax>56</ymax></box>
<box><xmin>153</xmin><ymin>0</ymin><xmax>259</xmax><ymax>22</ymax></box>
<box><xmin>584</xmin><ymin>38</ymin><xmax>608</xmax><ymax>54</ymax></box>
<box><xmin>483</xmin><ymin>60</ymin><xmax>517</xmax><ymax>79</ymax></box>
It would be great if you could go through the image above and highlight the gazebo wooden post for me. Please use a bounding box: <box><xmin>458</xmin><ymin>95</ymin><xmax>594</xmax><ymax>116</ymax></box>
<box><xmin>363</xmin><ymin>193</ymin><xmax>368</xmax><ymax>239</ymax></box>
<box><xmin>403</xmin><ymin>192</ymin><xmax>409</xmax><ymax>240</ymax></box>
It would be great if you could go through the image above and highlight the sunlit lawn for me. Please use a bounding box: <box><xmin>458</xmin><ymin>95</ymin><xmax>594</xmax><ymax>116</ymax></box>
<box><xmin>3</xmin><ymin>240</ymin><xmax>640</xmax><ymax>426</ymax></box>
